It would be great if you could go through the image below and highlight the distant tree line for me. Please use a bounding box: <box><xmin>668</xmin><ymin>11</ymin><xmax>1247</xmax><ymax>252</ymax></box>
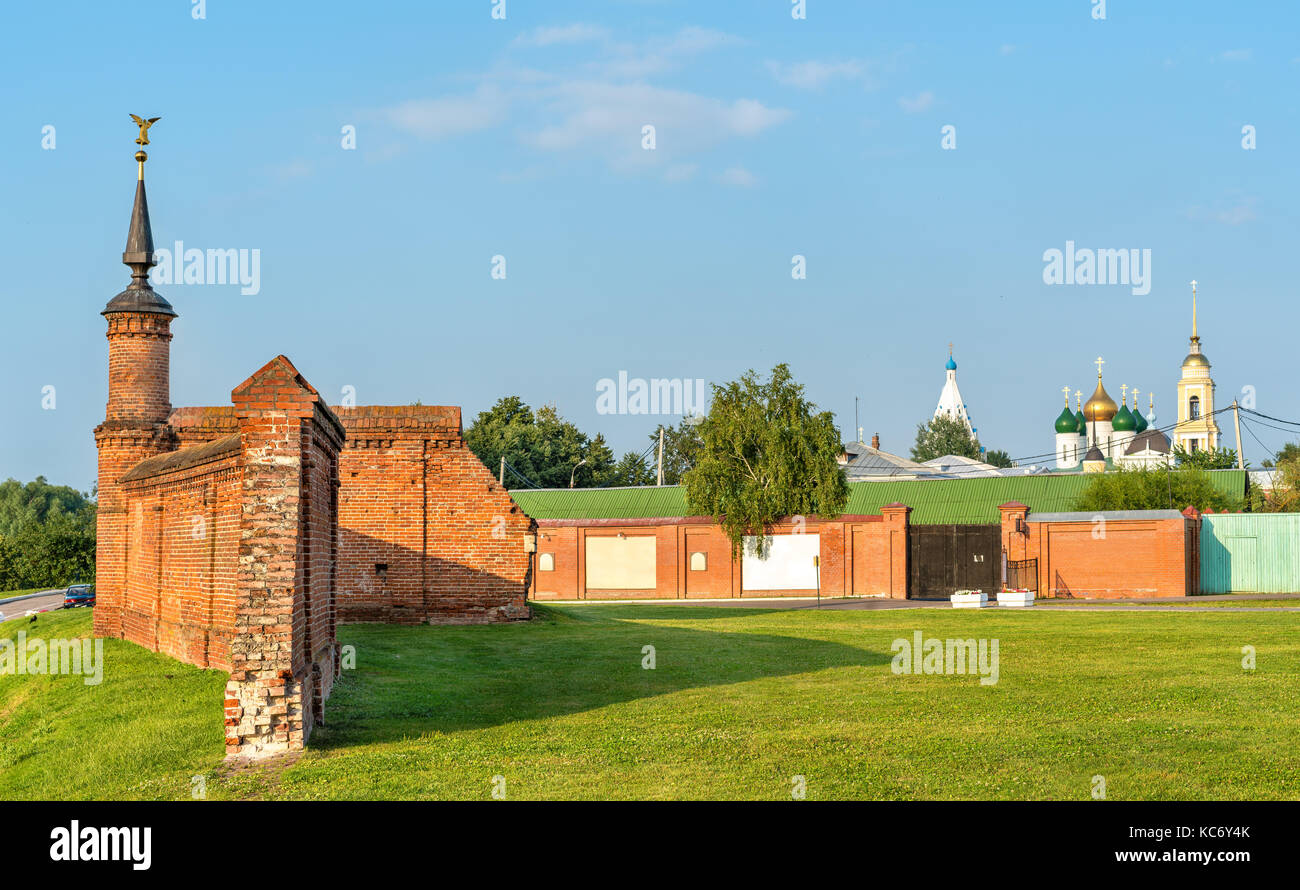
<box><xmin>464</xmin><ymin>366</ymin><xmax>849</xmax><ymax>556</ymax></box>
<box><xmin>0</xmin><ymin>477</ymin><xmax>97</xmax><ymax>592</ymax></box>
<box><xmin>463</xmin><ymin>397</ymin><xmax>701</xmax><ymax>490</ymax></box>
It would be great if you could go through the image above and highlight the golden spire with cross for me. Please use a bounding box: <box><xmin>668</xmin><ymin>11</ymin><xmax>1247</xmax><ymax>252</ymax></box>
<box><xmin>1095</xmin><ymin>355</ymin><xmax>1105</xmax><ymax>378</ymax></box>
<box><xmin>1190</xmin><ymin>279</ymin><xmax>1199</xmax><ymax>344</ymax></box>
<box><xmin>1062</xmin><ymin>385</ymin><xmax>1071</xmax><ymax>405</ymax></box>
<box><xmin>1120</xmin><ymin>383</ymin><xmax>1128</xmax><ymax>407</ymax></box>
<box><xmin>1076</xmin><ymin>390</ymin><xmax>1082</xmax><ymax>411</ymax></box>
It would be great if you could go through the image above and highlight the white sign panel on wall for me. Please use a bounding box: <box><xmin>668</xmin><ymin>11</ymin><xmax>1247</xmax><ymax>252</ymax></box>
<box><xmin>741</xmin><ymin>534</ymin><xmax>820</xmax><ymax>591</ymax></box>
<box><xmin>585</xmin><ymin>535</ymin><xmax>657</xmax><ymax>589</ymax></box>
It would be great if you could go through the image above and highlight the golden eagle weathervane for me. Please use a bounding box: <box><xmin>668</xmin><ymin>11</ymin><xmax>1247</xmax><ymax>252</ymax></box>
<box><xmin>129</xmin><ymin>114</ymin><xmax>160</xmax><ymax>179</ymax></box>
<box><xmin>130</xmin><ymin>114</ymin><xmax>160</xmax><ymax>146</ymax></box>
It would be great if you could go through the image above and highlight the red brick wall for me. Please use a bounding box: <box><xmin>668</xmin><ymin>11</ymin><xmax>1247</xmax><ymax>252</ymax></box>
<box><xmin>169</xmin><ymin>406</ymin><xmax>237</xmax><ymax>447</ymax></box>
<box><xmin>93</xmin><ymin>311</ymin><xmax>176</xmax><ymax>640</ymax></box>
<box><xmin>333</xmin><ymin>407</ymin><xmax>531</xmax><ymax>625</ymax></box>
<box><xmin>223</xmin><ymin>357</ymin><xmax>345</xmax><ymax>757</ymax></box>
<box><xmin>999</xmin><ymin>503</ymin><xmax>1199</xmax><ymax>598</ymax></box>
<box><xmin>104</xmin><ymin>313</ymin><xmax>172</xmax><ymax>422</ymax></box>
<box><xmin>120</xmin><ymin>456</ymin><xmax>241</xmax><ymax>670</ymax></box>
<box><xmin>531</xmin><ymin>511</ymin><xmax>908</xmax><ymax>600</ymax></box>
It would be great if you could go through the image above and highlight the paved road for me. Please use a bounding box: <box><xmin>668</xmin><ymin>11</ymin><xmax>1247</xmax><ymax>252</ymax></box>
<box><xmin>0</xmin><ymin>589</ymin><xmax>67</xmax><ymax>619</ymax></box>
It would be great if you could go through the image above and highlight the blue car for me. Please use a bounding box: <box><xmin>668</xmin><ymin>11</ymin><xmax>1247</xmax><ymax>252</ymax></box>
<box><xmin>63</xmin><ymin>585</ymin><xmax>95</xmax><ymax>608</ymax></box>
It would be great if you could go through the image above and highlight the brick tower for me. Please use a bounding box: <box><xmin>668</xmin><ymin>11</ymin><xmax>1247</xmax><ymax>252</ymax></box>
<box><xmin>93</xmin><ymin>145</ymin><xmax>178</xmax><ymax>638</ymax></box>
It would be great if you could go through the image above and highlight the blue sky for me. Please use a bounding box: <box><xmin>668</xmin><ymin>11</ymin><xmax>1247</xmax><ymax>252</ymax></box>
<box><xmin>2</xmin><ymin>0</ymin><xmax>1297</xmax><ymax>491</ymax></box>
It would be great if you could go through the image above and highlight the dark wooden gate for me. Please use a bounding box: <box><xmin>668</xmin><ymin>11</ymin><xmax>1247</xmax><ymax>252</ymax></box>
<box><xmin>908</xmin><ymin>524</ymin><xmax>1001</xmax><ymax>599</ymax></box>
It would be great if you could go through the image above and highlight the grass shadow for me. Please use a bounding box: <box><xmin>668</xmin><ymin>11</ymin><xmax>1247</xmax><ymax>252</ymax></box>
<box><xmin>312</xmin><ymin>604</ymin><xmax>885</xmax><ymax>748</ymax></box>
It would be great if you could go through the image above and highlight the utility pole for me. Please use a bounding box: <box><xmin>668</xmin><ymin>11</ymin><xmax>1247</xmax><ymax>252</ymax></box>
<box><xmin>499</xmin><ymin>456</ymin><xmax>505</xmax><ymax>486</ymax></box>
<box><xmin>656</xmin><ymin>427</ymin><xmax>665</xmax><ymax>487</ymax></box>
<box><xmin>1232</xmin><ymin>399</ymin><xmax>1245</xmax><ymax>470</ymax></box>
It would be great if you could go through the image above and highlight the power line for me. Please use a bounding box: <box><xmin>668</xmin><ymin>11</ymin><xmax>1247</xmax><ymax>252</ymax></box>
<box><xmin>502</xmin><ymin>459</ymin><xmax>544</xmax><ymax>490</ymax></box>
<box><xmin>1239</xmin><ymin>416</ymin><xmax>1283</xmax><ymax>467</ymax></box>
<box><xmin>1242</xmin><ymin>407</ymin><xmax>1300</xmax><ymax>429</ymax></box>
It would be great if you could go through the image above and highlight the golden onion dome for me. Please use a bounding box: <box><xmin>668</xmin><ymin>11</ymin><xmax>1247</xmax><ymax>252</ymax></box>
<box><xmin>1182</xmin><ymin>352</ymin><xmax>1210</xmax><ymax>369</ymax></box>
<box><xmin>1083</xmin><ymin>378</ymin><xmax>1118</xmax><ymax>422</ymax></box>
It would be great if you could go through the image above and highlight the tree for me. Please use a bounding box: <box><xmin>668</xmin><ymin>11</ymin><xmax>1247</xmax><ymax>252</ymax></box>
<box><xmin>1072</xmin><ymin>465</ymin><xmax>1238</xmax><ymax>513</ymax></box>
<box><xmin>910</xmin><ymin>414</ymin><xmax>981</xmax><ymax>462</ymax></box>
<box><xmin>1172</xmin><ymin>445</ymin><xmax>1243</xmax><ymax>470</ymax></box>
<box><xmin>0</xmin><ymin>476</ymin><xmax>95</xmax><ymax>538</ymax></box>
<box><xmin>0</xmin><ymin>477</ymin><xmax>97</xmax><ymax>591</ymax></box>
<box><xmin>1261</xmin><ymin>442</ymin><xmax>1300</xmax><ymax>468</ymax></box>
<box><xmin>606</xmin><ymin>451</ymin><xmax>656</xmax><ymax>487</ymax></box>
<box><xmin>647</xmin><ymin>419</ymin><xmax>704</xmax><ymax>485</ymax></box>
<box><xmin>1259</xmin><ymin>454</ymin><xmax>1300</xmax><ymax>511</ymax></box>
<box><xmin>463</xmin><ymin>397</ymin><xmax>616</xmax><ymax>488</ymax></box>
<box><xmin>682</xmin><ymin>364</ymin><xmax>849</xmax><ymax>556</ymax></box>
<box><xmin>984</xmin><ymin>449</ymin><xmax>1013</xmax><ymax>469</ymax></box>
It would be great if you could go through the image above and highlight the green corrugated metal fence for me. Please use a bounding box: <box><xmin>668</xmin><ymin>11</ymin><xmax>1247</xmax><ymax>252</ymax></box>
<box><xmin>1201</xmin><ymin>513</ymin><xmax>1300</xmax><ymax>593</ymax></box>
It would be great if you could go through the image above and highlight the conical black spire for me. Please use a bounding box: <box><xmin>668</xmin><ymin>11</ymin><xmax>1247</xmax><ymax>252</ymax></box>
<box><xmin>103</xmin><ymin>149</ymin><xmax>176</xmax><ymax>317</ymax></box>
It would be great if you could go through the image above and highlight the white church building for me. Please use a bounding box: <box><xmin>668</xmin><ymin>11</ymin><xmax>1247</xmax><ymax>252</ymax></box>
<box><xmin>934</xmin><ymin>345</ymin><xmax>975</xmax><ymax>436</ymax></box>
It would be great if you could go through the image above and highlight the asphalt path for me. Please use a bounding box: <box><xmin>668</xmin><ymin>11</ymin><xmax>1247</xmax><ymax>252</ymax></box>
<box><xmin>0</xmin><ymin>589</ymin><xmax>69</xmax><ymax>620</ymax></box>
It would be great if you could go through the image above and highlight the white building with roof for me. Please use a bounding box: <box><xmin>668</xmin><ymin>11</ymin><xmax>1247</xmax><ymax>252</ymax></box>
<box><xmin>933</xmin><ymin>345</ymin><xmax>974</xmax><ymax>435</ymax></box>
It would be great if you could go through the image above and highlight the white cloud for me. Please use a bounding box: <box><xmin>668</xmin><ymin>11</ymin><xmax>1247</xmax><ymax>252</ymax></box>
<box><xmin>898</xmin><ymin>91</ymin><xmax>935</xmax><ymax>113</ymax></box>
<box><xmin>374</xmin><ymin>27</ymin><xmax>785</xmax><ymax>173</ymax></box>
<box><xmin>524</xmin><ymin>82</ymin><xmax>790</xmax><ymax>166</ymax></box>
<box><xmin>718</xmin><ymin>167</ymin><xmax>756</xmax><ymax>188</ymax></box>
<box><xmin>1219</xmin><ymin>49</ymin><xmax>1253</xmax><ymax>62</ymax></box>
<box><xmin>766</xmin><ymin>59</ymin><xmax>866</xmax><ymax>89</ymax></box>
<box><xmin>1189</xmin><ymin>196</ymin><xmax>1258</xmax><ymax>226</ymax></box>
<box><xmin>999</xmin><ymin>44</ymin><xmax>1016</xmax><ymax>56</ymax></box>
<box><xmin>663</xmin><ymin>163</ymin><xmax>699</xmax><ymax>183</ymax></box>
<box><xmin>382</xmin><ymin>85</ymin><xmax>507</xmax><ymax>140</ymax></box>
<box><xmin>591</xmin><ymin>27</ymin><xmax>746</xmax><ymax>79</ymax></box>
<box><xmin>513</xmin><ymin>24</ymin><xmax>609</xmax><ymax>48</ymax></box>
<box><xmin>270</xmin><ymin>159</ymin><xmax>313</xmax><ymax>180</ymax></box>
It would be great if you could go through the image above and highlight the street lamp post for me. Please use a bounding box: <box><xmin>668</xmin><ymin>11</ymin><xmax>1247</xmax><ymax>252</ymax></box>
<box><xmin>569</xmin><ymin>458</ymin><xmax>587</xmax><ymax>489</ymax></box>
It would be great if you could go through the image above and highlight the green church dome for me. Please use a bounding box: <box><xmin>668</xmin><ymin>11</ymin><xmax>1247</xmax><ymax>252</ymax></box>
<box><xmin>1133</xmin><ymin>410</ymin><xmax>1148</xmax><ymax>434</ymax></box>
<box><xmin>1112</xmin><ymin>404</ymin><xmax>1136</xmax><ymax>432</ymax></box>
<box><xmin>1055</xmin><ymin>405</ymin><xmax>1080</xmax><ymax>434</ymax></box>
<box><xmin>1074</xmin><ymin>409</ymin><xmax>1086</xmax><ymax>432</ymax></box>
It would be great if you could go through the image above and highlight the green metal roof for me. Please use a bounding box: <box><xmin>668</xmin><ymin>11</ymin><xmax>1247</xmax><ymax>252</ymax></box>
<box><xmin>510</xmin><ymin>471</ymin><xmax>1249</xmax><ymax>525</ymax></box>
<box><xmin>510</xmin><ymin>486</ymin><xmax>690</xmax><ymax>520</ymax></box>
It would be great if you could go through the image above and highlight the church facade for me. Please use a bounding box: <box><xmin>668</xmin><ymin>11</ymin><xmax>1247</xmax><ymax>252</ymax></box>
<box><xmin>1172</xmin><ymin>281</ymin><xmax>1221</xmax><ymax>453</ymax></box>
<box><xmin>1052</xmin><ymin>284</ymin><xmax>1217</xmax><ymax>471</ymax></box>
<box><xmin>933</xmin><ymin>346</ymin><xmax>975</xmax><ymax>435</ymax></box>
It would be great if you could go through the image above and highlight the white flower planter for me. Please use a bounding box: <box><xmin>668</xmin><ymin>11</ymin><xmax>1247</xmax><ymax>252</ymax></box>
<box><xmin>997</xmin><ymin>589</ymin><xmax>1036</xmax><ymax>607</ymax></box>
<box><xmin>950</xmin><ymin>590</ymin><xmax>989</xmax><ymax>609</ymax></box>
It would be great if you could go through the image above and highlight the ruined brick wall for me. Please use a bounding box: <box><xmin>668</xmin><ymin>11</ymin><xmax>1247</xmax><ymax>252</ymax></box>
<box><xmin>169</xmin><ymin>406</ymin><xmax>237</xmax><ymax>447</ymax></box>
<box><xmin>333</xmin><ymin>406</ymin><xmax>531</xmax><ymax>625</ymax></box>
<box><xmin>223</xmin><ymin>357</ymin><xmax>344</xmax><ymax>757</ymax></box>
<box><xmin>118</xmin><ymin>443</ymin><xmax>241</xmax><ymax>670</ymax></box>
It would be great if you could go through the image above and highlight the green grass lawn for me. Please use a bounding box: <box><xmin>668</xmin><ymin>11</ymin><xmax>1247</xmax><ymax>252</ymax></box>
<box><xmin>1037</xmin><ymin>598</ymin><xmax>1300</xmax><ymax>608</ymax></box>
<box><xmin>3</xmin><ymin>604</ymin><xmax>1298</xmax><ymax>800</ymax></box>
